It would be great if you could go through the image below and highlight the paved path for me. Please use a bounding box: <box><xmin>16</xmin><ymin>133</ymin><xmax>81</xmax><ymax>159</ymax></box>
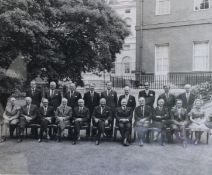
<box><xmin>0</xmin><ymin>136</ymin><xmax>212</xmax><ymax>175</ymax></box>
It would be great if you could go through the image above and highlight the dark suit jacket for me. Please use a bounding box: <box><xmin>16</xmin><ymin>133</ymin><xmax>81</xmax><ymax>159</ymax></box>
<box><xmin>55</xmin><ymin>106</ymin><xmax>72</xmax><ymax>121</ymax></box>
<box><xmin>101</xmin><ymin>90</ymin><xmax>118</xmax><ymax>110</ymax></box>
<box><xmin>115</xmin><ymin>107</ymin><xmax>133</xmax><ymax>122</ymax></box>
<box><xmin>118</xmin><ymin>95</ymin><xmax>136</xmax><ymax>111</ymax></box>
<box><xmin>153</xmin><ymin>106</ymin><xmax>170</xmax><ymax>122</ymax></box>
<box><xmin>157</xmin><ymin>93</ymin><xmax>176</xmax><ymax>111</ymax></box>
<box><xmin>170</xmin><ymin>107</ymin><xmax>188</xmax><ymax>122</ymax></box>
<box><xmin>73</xmin><ymin>106</ymin><xmax>90</xmax><ymax>122</ymax></box>
<box><xmin>38</xmin><ymin>106</ymin><xmax>55</xmax><ymax>120</ymax></box>
<box><xmin>92</xmin><ymin>106</ymin><xmax>111</xmax><ymax>122</ymax></box>
<box><xmin>138</xmin><ymin>90</ymin><xmax>155</xmax><ymax>108</ymax></box>
<box><xmin>134</xmin><ymin>105</ymin><xmax>153</xmax><ymax>125</ymax></box>
<box><xmin>26</xmin><ymin>88</ymin><xmax>42</xmax><ymax>107</ymax></box>
<box><xmin>20</xmin><ymin>104</ymin><xmax>38</xmax><ymax>121</ymax></box>
<box><xmin>83</xmin><ymin>91</ymin><xmax>100</xmax><ymax>116</ymax></box>
<box><xmin>44</xmin><ymin>89</ymin><xmax>62</xmax><ymax>110</ymax></box>
<box><xmin>64</xmin><ymin>91</ymin><xmax>82</xmax><ymax>108</ymax></box>
<box><xmin>177</xmin><ymin>93</ymin><xmax>196</xmax><ymax>112</ymax></box>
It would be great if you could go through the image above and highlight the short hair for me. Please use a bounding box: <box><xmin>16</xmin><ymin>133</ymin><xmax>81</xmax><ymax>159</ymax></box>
<box><xmin>176</xmin><ymin>98</ymin><xmax>183</xmax><ymax>103</ymax></box>
<box><xmin>78</xmin><ymin>99</ymin><xmax>84</xmax><ymax>103</ymax></box>
<box><xmin>144</xmin><ymin>82</ymin><xmax>149</xmax><ymax>85</ymax></box>
<box><xmin>25</xmin><ymin>97</ymin><xmax>32</xmax><ymax>101</ymax></box>
<box><xmin>70</xmin><ymin>83</ymin><xmax>76</xmax><ymax>87</ymax></box>
<box><xmin>42</xmin><ymin>98</ymin><xmax>48</xmax><ymax>103</ymax></box>
<box><xmin>158</xmin><ymin>98</ymin><xmax>165</xmax><ymax>103</ymax></box>
<box><xmin>10</xmin><ymin>97</ymin><xmax>16</xmax><ymax>102</ymax></box>
<box><xmin>124</xmin><ymin>86</ymin><xmax>130</xmax><ymax>90</ymax></box>
<box><xmin>106</xmin><ymin>81</ymin><xmax>112</xmax><ymax>85</ymax></box>
<box><xmin>121</xmin><ymin>98</ymin><xmax>127</xmax><ymax>103</ymax></box>
<box><xmin>184</xmin><ymin>84</ymin><xmax>191</xmax><ymax>88</ymax></box>
<box><xmin>50</xmin><ymin>81</ymin><xmax>56</xmax><ymax>86</ymax></box>
<box><xmin>61</xmin><ymin>98</ymin><xmax>68</xmax><ymax>102</ymax></box>
<box><xmin>89</xmin><ymin>83</ymin><xmax>95</xmax><ymax>87</ymax></box>
<box><xmin>30</xmin><ymin>80</ymin><xmax>36</xmax><ymax>84</ymax></box>
<box><xmin>100</xmin><ymin>98</ymin><xmax>106</xmax><ymax>103</ymax></box>
<box><xmin>163</xmin><ymin>84</ymin><xmax>170</xmax><ymax>89</ymax></box>
<box><xmin>138</xmin><ymin>97</ymin><xmax>145</xmax><ymax>101</ymax></box>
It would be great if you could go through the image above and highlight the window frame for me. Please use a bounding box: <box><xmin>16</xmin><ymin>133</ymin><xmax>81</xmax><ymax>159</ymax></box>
<box><xmin>155</xmin><ymin>0</ymin><xmax>171</xmax><ymax>16</ymax></box>
<box><xmin>194</xmin><ymin>0</ymin><xmax>210</xmax><ymax>11</ymax></box>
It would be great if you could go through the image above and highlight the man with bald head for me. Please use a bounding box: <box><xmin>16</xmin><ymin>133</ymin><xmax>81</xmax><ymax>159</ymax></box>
<box><xmin>116</xmin><ymin>98</ymin><xmax>133</xmax><ymax>146</ymax></box>
<box><xmin>92</xmin><ymin>98</ymin><xmax>111</xmax><ymax>145</ymax></box>
<box><xmin>44</xmin><ymin>81</ymin><xmax>62</xmax><ymax>110</ymax></box>
<box><xmin>118</xmin><ymin>86</ymin><xmax>136</xmax><ymax>111</ymax></box>
<box><xmin>64</xmin><ymin>83</ymin><xmax>82</xmax><ymax>109</ymax></box>
<box><xmin>55</xmin><ymin>98</ymin><xmax>72</xmax><ymax>142</ymax></box>
<box><xmin>177</xmin><ymin>84</ymin><xmax>196</xmax><ymax>112</ymax></box>
<box><xmin>72</xmin><ymin>99</ymin><xmax>90</xmax><ymax>144</ymax></box>
<box><xmin>18</xmin><ymin>97</ymin><xmax>38</xmax><ymax>142</ymax></box>
<box><xmin>38</xmin><ymin>98</ymin><xmax>55</xmax><ymax>142</ymax></box>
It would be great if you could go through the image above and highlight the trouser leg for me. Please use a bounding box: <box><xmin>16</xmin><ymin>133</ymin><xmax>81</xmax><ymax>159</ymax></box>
<box><xmin>74</xmin><ymin>121</ymin><xmax>81</xmax><ymax>141</ymax></box>
<box><xmin>136</xmin><ymin>127</ymin><xmax>148</xmax><ymax>144</ymax></box>
<box><xmin>118</xmin><ymin>123</ymin><xmax>125</xmax><ymax>140</ymax></box>
<box><xmin>39</xmin><ymin>119</ymin><xmax>49</xmax><ymax>139</ymax></box>
<box><xmin>96</xmin><ymin>120</ymin><xmax>105</xmax><ymax>140</ymax></box>
<box><xmin>125</xmin><ymin>122</ymin><xmax>131</xmax><ymax>140</ymax></box>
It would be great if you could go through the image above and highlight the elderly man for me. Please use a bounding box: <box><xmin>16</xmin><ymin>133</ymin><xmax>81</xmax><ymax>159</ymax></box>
<box><xmin>44</xmin><ymin>81</ymin><xmax>62</xmax><ymax>110</ymax></box>
<box><xmin>64</xmin><ymin>83</ymin><xmax>82</xmax><ymax>109</ymax></box>
<box><xmin>178</xmin><ymin>84</ymin><xmax>196</xmax><ymax>113</ymax></box>
<box><xmin>55</xmin><ymin>98</ymin><xmax>72</xmax><ymax>142</ymax></box>
<box><xmin>138</xmin><ymin>82</ymin><xmax>155</xmax><ymax>108</ymax></box>
<box><xmin>72</xmin><ymin>99</ymin><xmax>90</xmax><ymax>145</ymax></box>
<box><xmin>26</xmin><ymin>80</ymin><xmax>42</xmax><ymax>107</ymax></box>
<box><xmin>18</xmin><ymin>97</ymin><xmax>38</xmax><ymax>142</ymax></box>
<box><xmin>83</xmin><ymin>83</ymin><xmax>100</xmax><ymax>136</ymax></box>
<box><xmin>134</xmin><ymin>97</ymin><xmax>153</xmax><ymax>147</ymax></box>
<box><xmin>157</xmin><ymin>84</ymin><xmax>176</xmax><ymax>113</ymax></box>
<box><xmin>118</xmin><ymin>86</ymin><xmax>136</xmax><ymax>112</ymax></box>
<box><xmin>38</xmin><ymin>98</ymin><xmax>55</xmax><ymax>142</ymax></box>
<box><xmin>116</xmin><ymin>98</ymin><xmax>133</xmax><ymax>146</ymax></box>
<box><xmin>92</xmin><ymin>98</ymin><xmax>111</xmax><ymax>145</ymax></box>
<box><xmin>101</xmin><ymin>81</ymin><xmax>118</xmax><ymax>137</ymax></box>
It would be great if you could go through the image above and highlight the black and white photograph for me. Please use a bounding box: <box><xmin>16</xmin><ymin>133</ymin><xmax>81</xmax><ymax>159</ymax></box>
<box><xmin>0</xmin><ymin>0</ymin><xmax>212</xmax><ymax>174</ymax></box>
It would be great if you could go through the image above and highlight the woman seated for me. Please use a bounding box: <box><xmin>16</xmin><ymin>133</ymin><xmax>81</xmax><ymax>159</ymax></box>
<box><xmin>0</xmin><ymin>97</ymin><xmax>20</xmax><ymax>142</ymax></box>
<box><xmin>152</xmin><ymin>99</ymin><xmax>170</xmax><ymax>146</ymax></box>
<box><xmin>170</xmin><ymin>99</ymin><xmax>189</xmax><ymax>148</ymax></box>
<box><xmin>189</xmin><ymin>99</ymin><xmax>210</xmax><ymax>145</ymax></box>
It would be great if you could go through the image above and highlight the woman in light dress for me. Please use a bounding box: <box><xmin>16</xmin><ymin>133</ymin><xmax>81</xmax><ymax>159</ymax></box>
<box><xmin>189</xmin><ymin>99</ymin><xmax>210</xmax><ymax>145</ymax></box>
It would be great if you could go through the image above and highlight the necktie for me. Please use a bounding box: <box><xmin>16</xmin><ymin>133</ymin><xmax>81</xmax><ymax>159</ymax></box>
<box><xmin>141</xmin><ymin>106</ymin><xmax>144</xmax><ymax>116</ymax></box>
<box><xmin>101</xmin><ymin>107</ymin><xmax>103</xmax><ymax>114</ymax></box>
<box><xmin>44</xmin><ymin>107</ymin><xmax>47</xmax><ymax>115</ymax></box>
<box><xmin>63</xmin><ymin>107</ymin><xmax>65</xmax><ymax>114</ymax></box>
<box><xmin>32</xmin><ymin>89</ymin><xmax>35</xmax><ymax>95</ymax></box>
<box><xmin>27</xmin><ymin>105</ymin><xmax>30</xmax><ymax>115</ymax></box>
<box><xmin>186</xmin><ymin>93</ymin><xmax>189</xmax><ymax>102</ymax></box>
<box><xmin>166</xmin><ymin>93</ymin><xmax>169</xmax><ymax>99</ymax></box>
<box><xmin>91</xmin><ymin>92</ymin><xmax>94</xmax><ymax>102</ymax></box>
<box><xmin>11</xmin><ymin>105</ymin><xmax>14</xmax><ymax>112</ymax></box>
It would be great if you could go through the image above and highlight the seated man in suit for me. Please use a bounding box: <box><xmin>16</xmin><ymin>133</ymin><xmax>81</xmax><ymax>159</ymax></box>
<box><xmin>44</xmin><ymin>81</ymin><xmax>62</xmax><ymax>110</ymax></box>
<box><xmin>152</xmin><ymin>99</ymin><xmax>170</xmax><ymax>146</ymax></box>
<box><xmin>55</xmin><ymin>98</ymin><xmax>72</xmax><ymax>142</ymax></box>
<box><xmin>18</xmin><ymin>97</ymin><xmax>38</xmax><ymax>142</ymax></box>
<box><xmin>118</xmin><ymin>86</ymin><xmax>136</xmax><ymax>112</ymax></box>
<box><xmin>84</xmin><ymin>83</ymin><xmax>100</xmax><ymax>136</ymax></box>
<box><xmin>38</xmin><ymin>98</ymin><xmax>55</xmax><ymax>142</ymax></box>
<box><xmin>138</xmin><ymin>82</ymin><xmax>155</xmax><ymax>108</ymax></box>
<box><xmin>134</xmin><ymin>97</ymin><xmax>153</xmax><ymax>147</ymax></box>
<box><xmin>170</xmin><ymin>99</ymin><xmax>189</xmax><ymax>148</ymax></box>
<box><xmin>72</xmin><ymin>99</ymin><xmax>90</xmax><ymax>145</ymax></box>
<box><xmin>116</xmin><ymin>98</ymin><xmax>133</xmax><ymax>146</ymax></box>
<box><xmin>26</xmin><ymin>80</ymin><xmax>42</xmax><ymax>107</ymax></box>
<box><xmin>157</xmin><ymin>84</ymin><xmax>176</xmax><ymax>113</ymax></box>
<box><xmin>92</xmin><ymin>98</ymin><xmax>111</xmax><ymax>145</ymax></box>
<box><xmin>177</xmin><ymin>84</ymin><xmax>196</xmax><ymax>113</ymax></box>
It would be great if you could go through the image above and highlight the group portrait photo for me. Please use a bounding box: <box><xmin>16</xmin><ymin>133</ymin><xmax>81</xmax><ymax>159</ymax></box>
<box><xmin>0</xmin><ymin>0</ymin><xmax>212</xmax><ymax>175</ymax></box>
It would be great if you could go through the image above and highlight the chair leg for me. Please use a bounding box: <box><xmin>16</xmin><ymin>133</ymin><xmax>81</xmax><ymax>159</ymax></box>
<box><xmin>207</xmin><ymin>132</ymin><xmax>209</xmax><ymax>144</ymax></box>
<box><xmin>191</xmin><ymin>131</ymin><xmax>193</xmax><ymax>140</ymax></box>
<box><xmin>114</xmin><ymin>129</ymin><xmax>117</xmax><ymax>141</ymax></box>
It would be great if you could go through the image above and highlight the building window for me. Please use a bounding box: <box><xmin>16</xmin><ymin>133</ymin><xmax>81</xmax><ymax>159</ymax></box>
<box><xmin>123</xmin><ymin>45</ymin><xmax>131</xmax><ymax>50</ymax></box>
<box><xmin>193</xmin><ymin>41</ymin><xmax>209</xmax><ymax>71</ymax></box>
<box><xmin>194</xmin><ymin>0</ymin><xmax>210</xmax><ymax>11</ymax></box>
<box><xmin>122</xmin><ymin>57</ymin><xmax>131</xmax><ymax>74</ymax></box>
<box><xmin>125</xmin><ymin>17</ymin><xmax>132</xmax><ymax>29</ymax></box>
<box><xmin>155</xmin><ymin>0</ymin><xmax>170</xmax><ymax>15</ymax></box>
<box><xmin>155</xmin><ymin>44</ymin><xmax>169</xmax><ymax>75</ymax></box>
<box><xmin>125</xmin><ymin>9</ymin><xmax>131</xmax><ymax>13</ymax></box>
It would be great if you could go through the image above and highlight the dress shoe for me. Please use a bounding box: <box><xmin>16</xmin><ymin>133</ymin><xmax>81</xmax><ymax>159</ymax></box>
<box><xmin>125</xmin><ymin>141</ymin><xmax>130</xmax><ymax>146</ymax></box>
<box><xmin>77</xmin><ymin>136</ymin><xmax>81</xmax><ymax>141</ymax></box>
<box><xmin>0</xmin><ymin>137</ymin><xmax>6</xmax><ymax>143</ymax></box>
<box><xmin>57</xmin><ymin>137</ymin><xmax>61</xmax><ymax>142</ymax></box>
<box><xmin>194</xmin><ymin>139</ymin><xmax>198</xmax><ymax>145</ymax></box>
<box><xmin>139</xmin><ymin>141</ymin><xmax>144</xmax><ymax>147</ymax></box>
<box><xmin>17</xmin><ymin>138</ymin><xmax>22</xmax><ymax>143</ymax></box>
<box><xmin>183</xmin><ymin>141</ymin><xmax>187</xmax><ymax>148</ymax></box>
<box><xmin>47</xmin><ymin>134</ymin><xmax>50</xmax><ymax>140</ymax></box>
<box><xmin>38</xmin><ymin>139</ymin><xmax>42</xmax><ymax>143</ymax></box>
<box><xmin>95</xmin><ymin>140</ymin><xmax>99</xmax><ymax>145</ymax></box>
<box><xmin>160</xmin><ymin>142</ymin><xmax>165</xmax><ymax>146</ymax></box>
<box><xmin>72</xmin><ymin>141</ymin><xmax>76</xmax><ymax>145</ymax></box>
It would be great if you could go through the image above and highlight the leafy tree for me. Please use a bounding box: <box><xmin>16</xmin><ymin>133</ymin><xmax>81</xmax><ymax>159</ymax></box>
<box><xmin>0</xmin><ymin>0</ymin><xmax>129</xmax><ymax>86</ymax></box>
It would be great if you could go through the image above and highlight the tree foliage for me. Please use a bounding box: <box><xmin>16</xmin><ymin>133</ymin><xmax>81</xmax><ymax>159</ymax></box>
<box><xmin>0</xmin><ymin>0</ymin><xmax>129</xmax><ymax>85</ymax></box>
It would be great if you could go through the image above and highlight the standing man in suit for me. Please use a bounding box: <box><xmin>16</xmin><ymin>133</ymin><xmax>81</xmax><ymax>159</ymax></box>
<box><xmin>101</xmin><ymin>81</ymin><xmax>118</xmax><ymax>137</ymax></box>
<box><xmin>178</xmin><ymin>84</ymin><xmax>196</xmax><ymax>113</ymax></box>
<box><xmin>64</xmin><ymin>83</ymin><xmax>82</xmax><ymax>109</ymax></box>
<box><xmin>72</xmin><ymin>99</ymin><xmax>90</xmax><ymax>145</ymax></box>
<box><xmin>17</xmin><ymin>97</ymin><xmax>38</xmax><ymax>142</ymax></box>
<box><xmin>92</xmin><ymin>98</ymin><xmax>111</xmax><ymax>145</ymax></box>
<box><xmin>157</xmin><ymin>85</ymin><xmax>176</xmax><ymax>113</ymax></box>
<box><xmin>44</xmin><ymin>81</ymin><xmax>62</xmax><ymax>110</ymax></box>
<box><xmin>118</xmin><ymin>86</ymin><xmax>136</xmax><ymax>111</ymax></box>
<box><xmin>38</xmin><ymin>98</ymin><xmax>55</xmax><ymax>142</ymax></box>
<box><xmin>83</xmin><ymin>83</ymin><xmax>100</xmax><ymax>136</ymax></box>
<box><xmin>134</xmin><ymin>97</ymin><xmax>153</xmax><ymax>147</ymax></box>
<box><xmin>116</xmin><ymin>98</ymin><xmax>133</xmax><ymax>146</ymax></box>
<box><xmin>138</xmin><ymin>82</ymin><xmax>155</xmax><ymax>108</ymax></box>
<box><xmin>26</xmin><ymin>80</ymin><xmax>42</xmax><ymax>107</ymax></box>
<box><xmin>55</xmin><ymin>98</ymin><xmax>72</xmax><ymax>142</ymax></box>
